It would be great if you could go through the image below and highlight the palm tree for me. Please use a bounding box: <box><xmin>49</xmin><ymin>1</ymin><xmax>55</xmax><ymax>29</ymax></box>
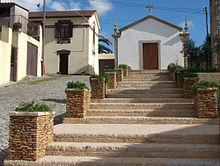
<box><xmin>98</xmin><ymin>35</ymin><xmax>113</xmax><ymax>54</ymax></box>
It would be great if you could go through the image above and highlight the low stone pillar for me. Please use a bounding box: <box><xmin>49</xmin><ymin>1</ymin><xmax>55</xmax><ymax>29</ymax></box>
<box><xmin>90</xmin><ymin>78</ymin><xmax>105</xmax><ymax>99</ymax></box>
<box><xmin>105</xmin><ymin>72</ymin><xmax>117</xmax><ymax>89</ymax></box>
<box><xmin>8</xmin><ymin>112</ymin><xmax>54</xmax><ymax>161</ymax></box>
<box><xmin>176</xmin><ymin>72</ymin><xmax>182</xmax><ymax>88</ymax></box>
<box><xmin>124</xmin><ymin>67</ymin><xmax>129</xmax><ymax>77</ymax></box>
<box><xmin>114</xmin><ymin>68</ymin><xmax>123</xmax><ymax>82</ymax></box>
<box><xmin>65</xmin><ymin>89</ymin><xmax>90</xmax><ymax>118</ymax></box>
<box><xmin>195</xmin><ymin>88</ymin><xmax>218</xmax><ymax>118</ymax></box>
<box><xmin>183</xmin><ymin>77</ymin><xmax>199</xmax><ymax>98</ymax></box>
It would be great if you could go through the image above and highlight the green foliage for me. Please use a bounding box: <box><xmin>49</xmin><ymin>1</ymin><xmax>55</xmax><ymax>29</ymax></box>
<box><xmin>192</xmin><ymin>81</ymin><xmax>220</xmax><ymax>96</ymax></box>
<box><xmin>66</xmin><ymin>81</ymin><xmax>89</xmax><ymax>91</ymax></box>
<box><xmin>98</xmin><ymin>35</ymin><xmax>113</xmax><ymax>54</ymax></box>
<box><xmin>119</xmin><ymin>64</ymin><xmax>128</xmax><ymax>70</ymax></box>
<box><xmin>167</xmin><ymin>63</ymin><xmax>183</xmax><ymax>73</ymax></box>
<box><xmin>90</xmin><ymin>74</ymin><xmax>108</xmax><ymax>84</ymax></box>
<box><xmin>15</xmin><ymin>101</ymin><xmax>53</xmax><ymax>113</ymax></box>
<box><xmin>103</xmin><ymin>69</ymin><xmax>119</xmax><ymax>82</ymax></box>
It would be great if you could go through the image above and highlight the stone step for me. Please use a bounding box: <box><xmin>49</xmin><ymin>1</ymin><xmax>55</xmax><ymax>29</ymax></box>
<box><xmin>125</xmin><ymin>78</ymin><xmax>172</xmax><ymax>81</ymax></box>
<box><xmin>87</xmin><ymin>109</ymin><xmax>196</xmax><ymax>117</ymax></box>
<box><xmin>106</xmin><ymin>93</ymin><xmax>183</xmax><ymax>98</ymax></box>
<box><xmin>63</xmin><ymin>116</ymin><xmax>218</xmax><ymax>125</ymax></box>
<box><xmin>131</xmin><ymin>70</ymin><xmax>168</xmax><ymax>73</ymax></box>
<box><xmin>119</xmin><ymin>80</ymin><xmax>175</xmax><ymax>84</ymax></box>
<box><xmin>107</xmin><ymin>88</ymin><xmax>183</xmax><ymax>94</ymax></box>
<box><xmin>91</xmin><ymin>98</ymin><xmax>193</xmax><ymax>103</ymax></box>
<box><xmin>5</xmin><ymin>156</ymin><xmax>220</xmax><ymax>166</ymax></box>
<box><xmin>46</xmin><ymin>142</ymin><xmax>220</xmax><ymax>159</ymax></box>
<box><xmin>54</xmin><ymin>124</ymin><xmax>219</xmax><ymax>144</ymax></box>
<box><xmin>90</xmin><ymin>103</ymin><xmax>194</xmax><ymax>110</ymax></box>
<box><xmin>129</xmin><ymin>72</ymin><xmax>169</xmax><ymax>76</ymax></box>
<box><xmin>117</xmin><ymin>84</ymin><xmax>177</xmax><ymax>88</ymax></box>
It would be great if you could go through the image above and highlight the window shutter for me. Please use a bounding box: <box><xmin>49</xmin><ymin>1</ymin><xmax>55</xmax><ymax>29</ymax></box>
<box><xmin>68</xmin><ymin>22</ymin><xmax>73</xmax><ymax>38</ymax></box>
<box><xmin>55</xmin><ymin>23</ymin><xmax>60</xmax><ymax>38</ymax></box>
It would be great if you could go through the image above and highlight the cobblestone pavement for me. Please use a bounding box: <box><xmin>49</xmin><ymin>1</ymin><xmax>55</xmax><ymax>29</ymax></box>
<box><xmin>0</xmin><ymin>75</ymin><xmax>90</xmax><ymax>165</ymax></box>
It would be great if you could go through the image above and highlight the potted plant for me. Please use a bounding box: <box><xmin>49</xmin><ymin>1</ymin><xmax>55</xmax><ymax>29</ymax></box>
<box><xmin>65</xmin><ymin>81</ymin><xmax>90</xmax><ymax>118</ymax></box>
<box><xmin>192</xmin><ymin>81</ymin><xmax>219</xmax><ymax>118</ymax></box>
<box><xmin>119</xmin><ymin>64</ymin><xmax>129</xmax><ymax>77</ymax></box>
<box><xmin>13</xmin><ymin>22</ymin><xmax>22</xmax><ymax>31</ymax></box>
<box><xmin>8</xmin><ymin>101</ymin><xmax>54</xmax><ymax>161</ymax></box>
<box><xmin>103</xmin><ymin>69</ymin><xmax>118</xmax><ymax>89</ymax></box>
<box><xmin>90</xmin><ymin>74</ymin><xmax>108</xmax><ymax>99</ymax></box>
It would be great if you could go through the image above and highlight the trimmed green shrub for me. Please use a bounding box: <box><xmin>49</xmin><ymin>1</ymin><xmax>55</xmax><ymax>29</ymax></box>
<box><xmin>67</xmin><ymin>81</ymin><xmax>89</xmax><ymax>91</ymax></box>
<box><xmin>192</xmin><ymin>81</ymin><xmax>219</xmax><ymax>96</ymax></box>
<box><xmin>167</xmin><ymin>63</ymin><xmax>183</xmax><ymax>73</ymax></box>
<box><xmin>15</xmin><ymin>101</ymin><xmax>53</xmax><ymax>113</ymax></box>
<box><xmin>119</xmin><ymin>64</ymin><xmax>128</xmax><ymax>70</ymax></box>
<box><xmin>90</xmin><ymin>74</ymin><xmax>108</xmax><ymax>85</ymax></box>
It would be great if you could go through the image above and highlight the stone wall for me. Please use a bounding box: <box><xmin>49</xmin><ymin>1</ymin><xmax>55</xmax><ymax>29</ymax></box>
<box><xmin>195</xmin><ymin>88</ymin><xmax>218</xmax><ymax>118</ymax></box>
<box><xmin>183</xmin><ymin>77</ymin><xmax>199</xmax><ymax>98</ymax></box>
<box><xmin>8</xmin><ymin>112</ymin><xmax>54</xmax><ymax>161</ymax></box>
<box><xmin>65</xmin><ymin>89</ymin><xmax>90</xmax><ymax>118</ymax></box>
<box><xmin>105</xmin><ymin>72</ymin><xmax>117</xmax><ymax>89</ymax></box>
<box><xmin>90</xmin><ymin>78</ymin><xmax>105</xmax><ymax>99</ymax></box>
<box><xmin>197</xmin><ymin>73</ymin><xmax>220</xmax><ymax>85</ymax></box>
<box><xmin>114</xmin><ymin>68</ymin><xmax>123</xmax><ymax>82</ymax></box>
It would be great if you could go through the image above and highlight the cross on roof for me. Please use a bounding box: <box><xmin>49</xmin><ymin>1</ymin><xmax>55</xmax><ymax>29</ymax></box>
<box><xmin>146</xmin><ymin>5</ymin><xmax>154</xmax><ymax>16</ymax></box>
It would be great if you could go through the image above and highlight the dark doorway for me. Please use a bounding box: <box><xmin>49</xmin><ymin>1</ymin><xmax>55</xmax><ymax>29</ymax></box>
<box><xmin>99</xmin><ymin>59</ymin><xmax>115</xmax><ymax>74</ymax></box>
<box><xmin>143</xmin><ymin>43</ymin><xmax>159</xmax><ymax>69</ymax></box>
<box><xmin>10</xmin><ymin>47</ymin><xmax>18</xmax><ymax>81</ymax></box>
<box><xmin>59</xmin><ymin>54</ymin><xmax>68</xmax><ymax>74</ymax></box>
<box><xmin>27</xmin><ymin>42</ymin><xmax>38</xmax><ymax>76</ymax></box>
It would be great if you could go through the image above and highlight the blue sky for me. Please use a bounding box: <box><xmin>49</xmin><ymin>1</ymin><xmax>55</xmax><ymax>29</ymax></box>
<box><xmin>3</xmin><ymin>0</ymin><xmax>209</xmax><ymax>47</ymax></box>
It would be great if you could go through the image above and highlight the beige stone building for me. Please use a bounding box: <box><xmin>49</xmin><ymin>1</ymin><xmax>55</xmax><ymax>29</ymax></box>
<box><xmin>0</xmin><ymin>3</ymin><xmax>42</xmax><ymax>86</ymax></box>
<box><xmin>29</xmin><ymin>10</ymin><xmax>101</xmax><ymax>75</ymax></box>
<box><xmin>210</xmin><ymin>0</ymin><xmax>220</xmax><ymax>69</ymax></box>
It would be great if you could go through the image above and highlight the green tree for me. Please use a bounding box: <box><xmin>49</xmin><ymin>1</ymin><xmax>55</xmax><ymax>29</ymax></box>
<box><xmin>98</xmin><ymin>35</ymin><xmax>113</xmax><ymax>54</ymax></box>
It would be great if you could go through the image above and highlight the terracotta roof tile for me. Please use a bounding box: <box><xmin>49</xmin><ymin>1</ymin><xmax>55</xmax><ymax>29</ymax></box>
<box><xmin>29</xmin><ymin>10</ymin><xmax>96</xmax><ymax>19</ymax></box>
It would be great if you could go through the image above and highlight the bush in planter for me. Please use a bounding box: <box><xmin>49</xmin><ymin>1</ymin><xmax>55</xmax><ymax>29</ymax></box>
<box><xmin>67</xmin><ymin>81</ymin><xmax>89</xmax><ymax>91</ymax></box>
<box><xmin>103</xmin><ymin>69</ymin><xmax>119</xmax><ymax>82</ymax></box>
<box><xmin>15</xmin><ymin>101</ymin><xmax>53</xmax><ymax>113</ymax></box>
<box><xmin>90</xmin><ymin>74</ymin><xmax>108</xmax><ymax>85</ymax></box>
<box><xmin>9</xmin><ymin>101</ymin><xmax>54</xmax><ymax>161</ymax></box>
<box><xmin>181</xmin><ymin>71</ymin><xmax>198</xmax><ymax>87</ymax></box>
<box><xmin>13</xmin><ymin>22</ymin><xmax>22</xmax><ymax>30</ymax></box>
<box><xmin>192</xmin><ymin>81</ymin><xmax>219</xmax><ymax>96</ymax></box>
<box><xmin>192</xmin><ymin>81</ymin><xmax>219</xmax><ymax>118</ymax></box>
<box><xmin>119</xmin><ymin>64</ymin><xmax>129</xmax><ymax>70</ymax></box>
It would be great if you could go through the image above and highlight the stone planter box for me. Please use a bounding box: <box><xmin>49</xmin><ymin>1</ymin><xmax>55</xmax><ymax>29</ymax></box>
<box><xmin>176</xmin><ymin>72</ymin><xmax>183</xmax><ymax>88</ymax></box>
<box><xmin>183</xmin><ymin>77</ymin><xmax>199</xmax><ymax>98</ymax></box>
<box><xmin>90</xmin><ymin>78</ymin><xmax>106</xmax><ymax>99</ymax></box>
<box><xmin>120</xmin><ymin>67</ymin><xmax>129</xmax><ymax>77</ymax></box>
<box><xmin>65</xmin><ymin>89</ymin><xmax>90</xmax><ymax>118</ymax></box>
<box><xmin>105</xmin><ymin>72</ymin><xmax>117</xmax><ymax>89</ymax></box>
<box><xmin>172</xmin><ymin>71</ymin><xmax>176</xmax><ymax>82</ymax></box>
<box><xmin>194</xmin><ymin>88</ymin><xmax>218</xmax><ymax>118</ymax></box>
<box><xmin>8</xmin><ymin>112</ymin><xmax>54</xmax><ymax>161</ymax></box>
<box><xmin>114</xmin><ymin>68</ymin><xmax>123</xmax><ymax>82</ymax></box>
<box><xmin>169</xmin><ymin>71</ymin><xmax>173</xmax><ymax>78</ymax></box>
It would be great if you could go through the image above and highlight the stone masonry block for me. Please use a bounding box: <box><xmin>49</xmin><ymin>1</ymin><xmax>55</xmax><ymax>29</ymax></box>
<box><xmin>90</xmin><ymin>78</ymin><xmax>106</xmax><ymax>99</ymax></box>
<box><xmin>183</xmin><ymin>77</ymin><xmax>199</xmax><ymax>99</ymax></box>
<box><xmin>105</xmin><ymin>72</ymin><xmax>117</xmax><ymax>89</ymax></box>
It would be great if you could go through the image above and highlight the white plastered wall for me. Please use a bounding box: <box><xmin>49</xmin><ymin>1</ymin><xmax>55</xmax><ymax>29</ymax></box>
<box><xmin>13</xmin><ymin>31</ymin><xmax>42</xmax><ymax>81</ymax></box>
<box><xmin>0</xmin><ymin>26</ymin><xmax>12</xmax><ymax>86</ymax></box>
<box><xmin>88</xmin><ymin>15</ymin><xmax>99</xmax><ymax>74</ymax></box>
<box><xmin>118</xmin><ymin>18</ymin><xmax>184</xmax><ymax>70</ymax></box>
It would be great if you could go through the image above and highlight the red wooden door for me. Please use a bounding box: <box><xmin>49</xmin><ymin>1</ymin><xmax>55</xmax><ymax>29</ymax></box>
<box><xmin>99</xmin><ymin>59</ymin><xmax>115</xmax><ymax>74</ymax></box>
<box><xmin>143</xmin><ymin>43</ymin><xmax>158</xmax><ymax>69</ymax></box>
<box><xmin>27</xmin><ymin>42</ymin><xmax>38</xmax><ymax>76</ymax></box>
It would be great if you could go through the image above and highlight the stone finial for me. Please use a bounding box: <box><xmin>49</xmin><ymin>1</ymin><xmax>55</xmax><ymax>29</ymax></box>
<box><xmin>146</xmin><ymin>5</ymin><xmax>154</xmax><ymax>16</ymax></box>
<box><xmin>114</xmin><ymin>19</ymin><xmax>118</xmax><ymax>34</ymax></box>
<box><xmin>184</xmin><ymin>16</ymin><xmax>188</xmax><ymax>32</ymax></box>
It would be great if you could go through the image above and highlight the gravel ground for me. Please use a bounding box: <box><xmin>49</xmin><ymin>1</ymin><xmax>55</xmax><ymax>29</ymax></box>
<box><xmin>0</xmin><ymin>75</ymin><xmax>90</xmax><ymax>165</ymax></box>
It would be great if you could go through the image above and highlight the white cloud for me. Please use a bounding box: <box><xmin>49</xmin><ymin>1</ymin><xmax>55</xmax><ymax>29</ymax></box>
<box><xmin>88</xmin><ymin>0</ymin><xmax>113</xmax><ymax>15</ymax></box>
<box><xmin>1</xmin><ymin>0</ymin><xmax>45</xmax><ymax>11</ymax></box>
<box><xmin>69</xmin><ymin>1</ymin><xmax>81</xmax><ymax>10</ymax></box>
<box><xmin>179</xmin><ymin>20</ymin><xmax>194</xmax><ymax>29</ymax></box>
<box><xmin>50</xmin><ymin>1</ymin><xmax>67</xmax><ymax>11</ymax></box>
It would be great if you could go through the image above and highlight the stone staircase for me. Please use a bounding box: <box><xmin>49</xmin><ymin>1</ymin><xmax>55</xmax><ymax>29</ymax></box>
<box><xmin>6</xmin><ymin>70</ymin><xmax>220</xmax><ymax>166</ymax></box>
